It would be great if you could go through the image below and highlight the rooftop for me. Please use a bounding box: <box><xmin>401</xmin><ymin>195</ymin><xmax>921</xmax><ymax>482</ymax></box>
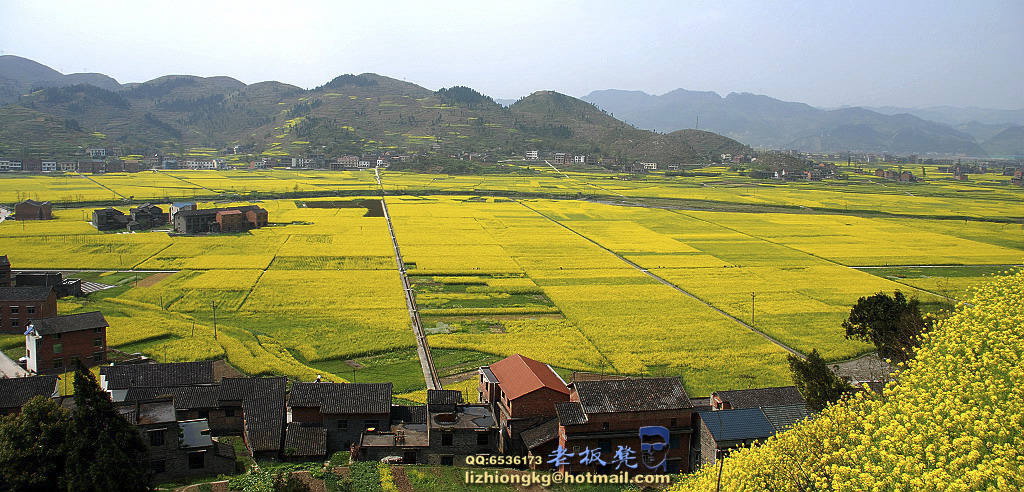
<box><xmin>219</xmin><ymin>377</ymin><xmax>287</xmax><ymax>453</ymax></box>
<box><xmin>760</xmin><ymin>404</ymin><xmax>811</xmax><ymax>432</ymax></box>
<box><xmin>101</xmin><ymin>361</ymin><xmax>215</xmax><ymax>390</ymax></box>
<box><xmin>28</xmin><ymin>311</ymin><xmax>107</xmax><ymax>336</ymax></box>
<box><xmin>699</xmin><ymin>408</ymin><xmax>777</xmax><ymax>443</ymax></box>
<box><xmin>555</xmin><ymin>401</ymin><xmax>588</xmax><ymax>426</ymax></box>
<box><xmin>284</xmin><ymin>423</ymin><xmax>327</xmax><ymax>457</ymax></box>
<box><xmin>116</xmin><ymin>398</ymin><xmax>177</xmax><ymax>426</ymax></box>
<box><xmin>289</xmin><ymin>382</ymin><xmax>392</xmax><ymax>415</ymax></box>
<box><xmin>0</xmin><ymin>286</ymin><xmax>54</xmax><ymax>302</ymax></box>
<box><xmin>521</xmin><ymin>417</ymin><xmax>559</xmax><ymax>450</ymax></box>
<box><xmin>487</xmin><ymin>354</ymin><xmax>569</xmax><ymax>400</ymax></box>
<box><xmin>573</xmin><ymin>377</ymin><xmax>691</xmax><ymax>414</ymax></box>
<box><xmin>0</xmin><ymin>375</ymin><xmax>58</xmax><ymax>409</ymax></box>
<box><xmin>123</xmin><ymin>384</ymin><xmax>221</xmax><ymax>409</ymax></box>
<box><xmin>713</xmin><ymin>386</ymin><xmax>805</xmax><ymax>410</ymax></box>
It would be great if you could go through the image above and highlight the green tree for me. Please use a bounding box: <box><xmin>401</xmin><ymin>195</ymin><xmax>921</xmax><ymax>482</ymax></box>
<box><xmin>0</xmin><ymin>396</ymin><xmax>71</xmax><ymax>492</ymax></box>
<box><xmin>788</xmin><ymin>350</ymin><xmax>853</xmax><ymax>412</ymax></box>
<box><xmin>64</xmin><ymin>362</ymin><xmax>150</xmax><ymax>492</ymax></box>
<box><xmin>842</xmin><ymin>291</ymin><xmax>931</xmax><ymax>364</ymax></box>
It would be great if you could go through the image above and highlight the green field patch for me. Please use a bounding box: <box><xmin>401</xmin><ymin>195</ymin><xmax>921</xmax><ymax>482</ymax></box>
<box><xmin>270</xmin><ymin>255</ymin><xmax>394</xmax><ymax>270</ymax></box>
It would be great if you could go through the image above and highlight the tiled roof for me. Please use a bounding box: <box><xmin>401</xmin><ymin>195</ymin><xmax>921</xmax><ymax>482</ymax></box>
<box><xmin>123</xmin><ymin>384</ymin><xmax>221</xmax><ymax>409</ymax></box>
<box><xmin>426</xmin><ymin>389</ymin><xmax>463</xmax><ymax>406</ymax></box>
<box><xmin>115</xmin><ymin>399</ymin><xmax>177</xmax><ymax>426</ymax></box>
<box><xmin>713</xmin><ymin>386</ymin><xmax>805</xmax><ymax>409</ymax></box>
<box><xmin>101</xmin><ymin>361</ymin><xmax>215</xmax><ymax>390</ymax></box>
<box><xmin>699</xmin><ymin>408</ymin><xmax>777</xmax><ymax>442</ymax></box>
<box><xmin>689</xmin><ymin>396</ymin><xmax>712</xmax><ymax>412</ymax></box>
<box><xmin>29</xmin><ymin>311</ymin><xmax>107</xmax><ymax>335</ymax></box>
<box><xmin>19</xmin><ymin>199</ymin><xmax>50</xmax><ymax>206</ymax></box>
<box><xmin>391</xmin><ymin>405</ymin><xmax>427</xmax><ymax>424</ymax></box>
<box><xmin>177</xmin><ymin>206</ymin><xmax>262</xmax><ymax>217</ymax></box>
<box><xmin>521</xmin><ymin>418</ymin><xmax>559</xmax><ymax>450</ymax></box>
<box><xmin>0</xmin><ymin>375</ymin><xmax>58</xmax><ymax>409</ymax></box>
<box><xmin>760</xmin><ymin>404</ymin><xmax>811</xmax><ymax>432</ymax></box>
<box><xmin>555</xmin><ymin>401</ymin><xmax>588</xmax><ymax>426</ymax></box>
<box><xmin>488</xmin><ymin>354</ymin><xmax>569</xmax><ymax>400</ymax></box>
<box><xmin>219</xmin><ymin>377</ymin><xmax>287</xmax><ymax>453</ymax></box>
<box><xmin>289</xmin><ymin>382</ymin><xmax>392</xmax><ymax>415</ymax></box>
<box><xmin>0</xmin><ymin>286</ymin><xmax>53</xmax><ymax>301</ymax></box>
<box><xmin>284</xmin><ymin>423</ymin><xmax>328</xmax><ymax>457</ymax></box>
<box><xmin>573</xmin><ymin>377</ymin><xmax>691</xmax><ymax>414</ymax></box>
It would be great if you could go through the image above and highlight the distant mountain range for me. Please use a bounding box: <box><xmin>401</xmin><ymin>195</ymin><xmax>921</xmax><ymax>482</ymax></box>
<box><xmin>582</xmin><ymin>89</ymin><xmax>1023</xmax><ymax>157</ymax></box>
<box><xmin>0</xmin><ymin>55</ymin><xmax>747</xmax><ymax>164</ymax></box>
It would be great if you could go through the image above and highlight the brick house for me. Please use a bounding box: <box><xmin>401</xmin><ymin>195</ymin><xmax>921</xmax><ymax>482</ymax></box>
<box><xmin>0</xmin><ymin>375</ymin><xmax>59</xmax><ymax>415</ymax></box>
<box><xmin>479</xmin><ymin>354</ymin><xmax>570</xmax><ymax>455</ymax></box>
<box><xmin>288</xmin><ymin>382</ymin><xmax>393</xmax><ymax>452</ymax></box>
<box><xmin>173</xmin><ymin>205</ymin><xmax>269</xmax><ymax>234</ymax></box>
<box><xmin>116</xmin><ymin>398</ymin><xmax>236</xmax><ymax>483</ymax></box>
<box><xmin>129</xmin><ymin>203</ymin><xmax>167</xmax><ymax>230</ymax></box>
<box><xmin>101</xmin><ymin>360</ymin><xmax>223</xmax><ymax>401</ymax></box>
<box><xmin>25</xmin><ymin>311</ymin><xmax>108</xmax><ymax>374</ymax></box>
<box><xmin>215</xmin><ymin>210</ymin><xmax>247</xmax><ymax>233</ymax></box>
<box><xmin>554</xmin><ymin>377</ymin><xmax>694</xmax><ymax>474</ymax></box>
<box><xmin>14</xmin><ymin>271</ymin><xmax>83</xmax><ymax>297</ymax></box>
<box><xmin>13</xmin><ymin>199</ymin><xmax>53</xmax><ymax>220</ymax></box>
<box><xmin>93</xmin><ymin>208</ymin><xmax>129</xmax><ymax>230</ymax></box>
<box><xmin>0</xmin><ymin>286</ymin><xmax>57</xmax><ymax>334</ymax></box>
<box><xmin>218</xmin><ymin>376</ymin><xmax>288</xmax><ymax>458</ymax></box>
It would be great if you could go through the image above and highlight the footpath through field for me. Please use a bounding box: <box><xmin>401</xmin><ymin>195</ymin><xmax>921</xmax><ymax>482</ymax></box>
<box><xmin>374</xmin><ymin>167</ymin><xmax>442</xmax><ymax>390</ymax></box>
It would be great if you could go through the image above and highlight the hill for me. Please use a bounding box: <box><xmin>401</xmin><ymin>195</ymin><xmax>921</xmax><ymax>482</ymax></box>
<box><xmin>0</xmin><ymin>55</ymin><xmax>122</xmax><ymax>105</ymax></box>
<box><xmin>0</xmin><ymin>56</ymin><xmax>750</xmax><ymax>165</ymax></box>
<box><xmin>583</xmin><ymin>88</ymin><xmax>988</xmax><ymax>155</ymax></box>
<box><xmin>674</xmin><ymin>269</ymin><xmax>1024</xmax><ymax>490</ymax></box>
<box><xmin>981</xmin><ymin>125</ymin><xmax>1024</xmax><ymax>157</ymax></box>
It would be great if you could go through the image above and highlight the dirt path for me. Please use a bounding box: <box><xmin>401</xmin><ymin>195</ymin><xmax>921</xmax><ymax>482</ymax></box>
<box><xmin>137</xmin><ymin>271</ymin><xmax>174</xmax><ymax>287</ymax></box>
<box><xmin>391</xmin><ymin>466</ymin><xmax>414</xmax><ymax>492</ymax></box>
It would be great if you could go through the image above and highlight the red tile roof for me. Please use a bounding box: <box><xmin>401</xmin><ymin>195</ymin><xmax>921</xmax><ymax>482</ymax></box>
<box><xmin>489</xmin><ymin>354</ymin><xmax>568</xmax><ymax>400</ymax></box>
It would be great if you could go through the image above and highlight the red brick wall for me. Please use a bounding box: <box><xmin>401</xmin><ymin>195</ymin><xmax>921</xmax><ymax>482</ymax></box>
<box><xmin>14</xmin><ymin>203</ymin><xmax>52</xmax><ymax>220</ymax></box>
<box><xmin>290</xmin><ymin>406</ymin><xmax>324</xmax><ymax>423</ymax></box>
<box><xmin>1</xmin><ymin>292</ymin><xmax>57</xmax><ymax>334</ymax></box>
<box><xmin>31</xmin><ymin>327</ymin><xmax>106</xmax><ymax>373</ymax></box>
<box><xmin>557</xmin><ymin>409</ymin><xmax>692</xmax><ymax>475</ymax></box>
<box><xmin>508</xmin><ymin>388</ymin><xmax>569</xmax><ymax>418</ymax></box>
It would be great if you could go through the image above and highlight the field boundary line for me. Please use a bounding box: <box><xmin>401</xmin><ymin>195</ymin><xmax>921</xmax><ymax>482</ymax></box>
<box><xmin>375</xmin><ymin>167</ymin><xmax>442</xmax><ymax>390</ymax></box>
<box><xmin>153</xmin><ymin>169</ymin><xmax>219</xmax><ymax>194</ymax></box>
<box><xmin>76</xmin><ymin>173</ymin><xmax>128</xmax><ymax>200</ymax></box>
<box><xmin>130</xmin><ymin>242</ymin><xmax>174</xmax><ymax>270</ymax></box>
<box><xmin>518</xmin><ymin>200</ymin><xmax>805</xmax><ymax>359</ymax></box>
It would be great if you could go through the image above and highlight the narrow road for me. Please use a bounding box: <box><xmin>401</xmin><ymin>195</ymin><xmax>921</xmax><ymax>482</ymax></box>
<box><xmin>374</xmin><ymin>168</ymin><xmax>441</xmax><ymax>390</ymax></box>
<box><xmin>518</xmin><ymin>201</ymin><xmax>806</xmax><ymax>359</ymax></box>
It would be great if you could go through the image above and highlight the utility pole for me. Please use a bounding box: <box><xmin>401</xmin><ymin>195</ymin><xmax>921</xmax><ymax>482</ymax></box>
<box><xmin>212</xmin><ymin>301</ymin><xmax>218</xmax><ymax>339</ymax></box>
<box><xmin>751</xmin><ymin>292</ymin><xmax>756</xmax><ymax>325</ymax></box>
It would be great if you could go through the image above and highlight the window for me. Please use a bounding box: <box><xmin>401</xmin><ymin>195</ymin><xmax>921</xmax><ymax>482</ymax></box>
<box><xmin>26</xmin><ymin>306</ymin><xmax>35</xmax><ymax>314</ymax></box>
<box><xmin>187</xmin><ymin>451</ymin><xmax>205</xmax><ymax>469</ymax></box>
<box><xmin>225</xmin><ymin>408</ymin><xmax>235</xmax><ymax>417</ymax></box>
<box><xmin>10</xmin><ymin>306</ymin><xmax>18</xmax><ymax>314</ymax></box>
<box><xmin>54</xmin><ymin>333</ymin><xmax>61</xmax><ymax>339</ymax></box>
<box><xmin>337</xmin><ymin>419</ymin><xmax>348</xmax><ymax>430</ymax></box>
<box><xmin>53</xmin><ymin>343</ymin><xmax>62</xmax><ymax>354</ymax></box>
<box><xmin>148</xmin><ymin>429</ymin><xmax>165</xmax><ymax>446</ymax></box>
<box><xmin>92</xmin><ymin>351</ymin><xmax>104</xmax><ymax>363</ymax></box>
<box><xmin>442</xmin><ymin>432</ymin><xmax>453</xmax><ymax>446</ymax></box>
<box><xmin>440</xmin><ymin>455</ymin><xmax>454</xmax><ymax>466</ymax></box>
<box><xmin>53</xmin><ymin>358</ymin><xmax>63</xmax><ymax>369</ymax></box>
<box><xmin>476</xmin><ymin>432</ymin><xmax>489</xmax><ymax>446</ymax></box>
<box><xmin>602</xmin><ymin>422</ymin><xmax>609</xmax><ymax>431</ymax></box>
<box><xmin>151</xmin><ymin>460</ymin><xmax>166</xmax><ymax>474</ymax></box>
<box><xmin>94</xmin><ymin>337</ymin><xmax>103</xmax><ymax>347</ymax></box>
<box><xmin>94</xmin><ymin>327</ymin><xmax>102</xmax><ymax>333</ymax></box>
<box><xmin>670</xmin><ymin>434</ymin><xmax>681</xmax><ymax>450</ymax></box>
<box><xmin>10</xmin><ymin>319</ymin><xmax>18</xmax><ymax>327</ymax></box>
<box><xmin>670</xmin><ymin>418</ymin><xmax>678</xmax><ymax>427</ymax></box>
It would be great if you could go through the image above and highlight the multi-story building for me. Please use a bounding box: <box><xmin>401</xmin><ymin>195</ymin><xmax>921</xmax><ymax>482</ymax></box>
<box><xmin>25</xmin><ymin>311</ymin><xmax>108</xmax><ymax>373</ymax></box>
<box><xmin>173</xmin><ymin>206</ymin><xmax>268</xmax><ymax>234</ymax></box>
<box><xmin>0</xmin><ymin>375</ymin><xmax>59</xmax><ymax>415</ymax></box>
<box><xmin>14</xmin><ymin>199</ymin><xmax>53</xmax><ymax>220</ymax></box>
<box><xmin>0</xmin><ymin>286</ymin><xmax>57</xmax><ymax>334</ymax></box>
<box><xmin>479</xmin><ymin>354</ymin><xmax>570</xmax><ymax>455</ymax></box>
<box><xmin>288</xmin><ymin>382</ymin><xmax>394</xmax><ymax>452</ymax></box>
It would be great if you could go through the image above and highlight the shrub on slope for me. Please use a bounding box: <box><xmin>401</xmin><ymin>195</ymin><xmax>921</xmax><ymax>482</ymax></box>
<box><xmin>675</xmin><ymin>269</ymin><xmax>1024</xmax><ymax>491</ymax></box>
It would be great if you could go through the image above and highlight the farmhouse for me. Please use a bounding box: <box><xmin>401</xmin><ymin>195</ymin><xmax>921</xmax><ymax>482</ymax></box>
<box><xmin>478</xmin><ymin>353</ymin><xmax>570</xmax><ymax>455</ymax></box>
<box><xmin>14</xmin><ymin>271</ymin><xmax>83</xmax><ymax>297</ymax></box>
<box><xmin>172</xmin><ymin>205</ymin><xmax>269</xmax><ymax>234</ymax></box>
<box><xmin>0</xmin><ymin>255</ymin><xmax>10</xmax><ymax>286</ymax></box>
<box><xmin>0</xmin><ymin>375</ymin><xmax>59</xmax><ymax>415</ymax></box>
<box><xmin>710</xmin><ymin>385</ymin><xmax>805</xmax><ymax>410</ymax></box>
<box><xmin>25</xmin><ymin>311</ymin><xmax>108</xmax><ymax>374</ymax></box>
<box><xmin>129</xmin><ymin>203</ymin><xmax>168</xmax><ymax>230</ymax></box>
<box><xmin>93</xmin><ymin>207</ymin><xmax>129</xmax><ymax>230</ymax></box>
<box><xmin>14</xmin><ymin>199</ymin><xmax>53</xmax><ymax>220</ymax></box>
<box><xmin>0</xmin><ymin>286</ymin><xmax>57</xmax><ymax>334</ymax></box>
<box><xmin>554</xmin><ymin>377</ymin><xmax>694</xmax><ymax>474</ymax></box>
<box><xmin>288</xmin><ymin>381</ymin><xmax>393</xmax><ymax>452</ymax></box>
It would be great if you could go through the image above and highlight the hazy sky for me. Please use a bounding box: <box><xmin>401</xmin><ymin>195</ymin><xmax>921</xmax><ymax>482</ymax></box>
<box><xmin>1</xmin><ymin>0</ymin><xmax>1021</xmax><ymax>109</ymax></box>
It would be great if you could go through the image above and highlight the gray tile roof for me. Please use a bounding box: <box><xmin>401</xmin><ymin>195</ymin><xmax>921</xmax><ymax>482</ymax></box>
<box><xmin>426</xmin><ymin>389</ymin><xmax>463</xmax><ymax>406</ymax></box>
<box><xmin>760</xmin><ymin>404</ymin><xmax>811</xmax><ymax>432</ymax></box>
<box><xmin>0</xmin><ymin>375</ymin><xmax>58</xmax><ymax>409</ymax></box>
<box><xmin>0</xmin><ymin>286</ymin><xmax>54</xmax><ymax>301</ymax></box>
<box><xmin>101</xmin><ymin>361</ymin><xmax>214</xmax><ymax>390</ymax></box>
<box><xmin>391</xmin><ymin>405</ymin><xmax>427</xmax><ymax>424</ymax></box>
<box><xmin>123</xmin><ymin>384</ymin><xmax>221</xmax><ymax>409</ymax></box>
<box><xmin>219</xmin><ymin>377</ymin><xmax>287</xmax><ymax>453</ymax></box>
<box><xmin>521</xmin><ymin>417</ymin><xmax>559</xmax><ymax>450</ymax></box>
<box><xmin>284</xmin><ymin>423</ymin><xmax>328</xmax><ymax>457</ymax></box>
<box><xmin>573</xmin><ymin>377</ymin><xmax>691</xmax><ymax>414</ymax></box>
<box><xmin>699</xmin><ymin>408</ymin><xmax>777</xmax><ymax>443</ymax></box>
<box><xmin>713</xmin><ymin>386</ymin><xmax>805</xmax><ymax>409</ymax></box>
<box><xmin>115</xmin><ymin>399</ymin><xmax>177</xmax><ymax>426</ymax></box>
<box><xmin>289</xmin><ymin>382</ymin><xmax>392</xmax><ymax>415</ymax></box>
<box><xmin>28</xmin><ymin>311</ymin><xmax>107</xmax><ymax>335</ymax></box>
<box><xmin>555</xmin><ymin>401</ymin><xmax>588</xmax><ymax>426</ymax></box>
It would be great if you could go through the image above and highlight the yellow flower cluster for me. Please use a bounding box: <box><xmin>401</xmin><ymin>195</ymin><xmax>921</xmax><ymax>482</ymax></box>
<box><xmin>674</xmin><ymin>269</ymin><xmax>1024</xmax><ymax>491</ymax></box>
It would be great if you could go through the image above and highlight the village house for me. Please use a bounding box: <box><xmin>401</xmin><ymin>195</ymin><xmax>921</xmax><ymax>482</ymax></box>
<box><xmin>172</xmin><ymin>205</ymin><xmax>268</xmax><ymax>234</ymax></box>
<box><xmin>0</xmin><ymin>286</ymin><xmax>58</xmax><ymax>334</ymax></box>
<box><xmin>710</xmin><ymin>385</ymin><xmax>805</xmax><ymax>410</ymax></box>
<box><xmin>115</xmin><ymin>398</ymin><xmax>236</xmax><ymax>482</ymax></box>
<box><xmin>553</xmin><ymin>153</ymin><xmax>570</xmax><ymax>165</ymax></box>
<box><xmin>93</xmin><ymin>207</ymin><xmax>130</xmax><ymax>231</ymax></box>
<box><xmin>14</xmin><ymin>271</ymin><xmax>83</xmax><ymax>297</ymax></box>
<box><xmin>25</xmin><ymin>311</ymin><xmax>108</xmax><ymax>374</ymax></box>
<box><xmin>333</xmin><ymin>155</ymin><xmax>360</xmax><ymax>170</ymax></box>
<box><xmin>87</xmin><ymin>148</ymin><xmax>107</xmax><ymax>159</ymax></box>
<box><xmin>183</xmin><ymin>159</ymin><xmax>222</xmax><ymax>170</ymax></box>
<box><xmin>288</xmin><ymin>381</ymin><xmax>394</xmax><ymax>453</ymax></box>
<box><xmin>0</xmin><ymin>375</ymin><xmax>60</xmax><ymax>415</ymax></box>
<box><xmin>14</xmin><ymin>199</ymin><xmax>53</xmax><ymax>220</ymax></box>
<box><xmin>129</xmin><ymin>203</ymin><xmax>168</xmax><ymax>230</ymax></box>
<box><xmin>101</xmin><ymin>360</ymin><xmax>231</xmax><ymax>401</ymax></box>
<box><xmin>218</xmin><ymin>376</ymin><xmax>288</xmax><ymax>458</ymax></box>
<box><xmin>554</xmin><ymin>377</ymin><xmax>694</xmax><ymax>474</ymax></box>
<box><xmin>169</xmin><ymin>202</ymin><xmax>197</xmax><ymax>220</ymax></box>
<box><xmin>525</xmin><ymin>150</ymin><xmax>539</xmax><ymax>160</ymax></box>
<box><xmin>479</xmin><ymin>354</ymin><xmax>570</xmax><ymax>456</ymax></box>
<box><xmin>0</xmin><ymin>255</ymin><xmax>11</xmax><ymax>287</ymax></box>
